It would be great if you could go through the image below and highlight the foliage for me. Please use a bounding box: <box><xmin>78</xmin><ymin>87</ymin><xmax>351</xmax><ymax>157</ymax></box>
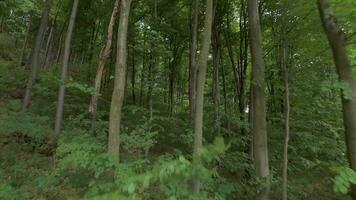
<box><xmin>1</xmin><ymin>0</ymin><xmax>356</xmax><ymax>199</ymax></box>
<box><xmin>48</xmin><ymin>133</ymin><xmax>229</xmax><ymax>199</ymax></box>
<box><xmin>331</xmin><ymin>166</ymin><xmax>356</xmax><ymax>195</ymax></box>
<box><xmin>121</xmin><ymin>117</ymin><xmax>159</xmax><ymax>159</ymax></box>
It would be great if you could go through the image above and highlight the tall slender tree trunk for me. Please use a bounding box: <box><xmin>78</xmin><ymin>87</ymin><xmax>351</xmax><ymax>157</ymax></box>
<box><xmin>281</xmin><ymin>43</ymin><xmax>290</xmax><ymax>200</ymax></box>
<box><xmin>192</xmin><ymin>0</ymin><xmax>214</xmax><ymax>193</ymax></box>
<box><xmin>108</xmin><ymin>0</ymin><xmax>133</xmax><ymax>158</ymax></box>
<box><xmin>224</xmin><ymin>16</ymin><xmax>239</xmax><ymax>107</ymax></box>
<box><xmin>238</xmin><ymin>0</ymin><xmax>248</xmax><ymax>136</ymax></box>
<box><xmin>189</xmin><ymin>0</ymin><xmax>199</xmax><ymax>123</ymax></box>
<box><xmin>131</xmin><ymin>51</ymin><xmax>136</xmax><ymax>105</ymax></box>
<box><xmin>318</xmin><ymin>0</ymin><xmax>356</xmax><ymax>198</ymax></box>
<box><xmin>19</xmin><ymin>17</ymin><xmax>32</xmax><ymax>66</ymax></box>
<box><xmin>212</xmin><ymin>2</ymin><xmax>221</xmax><ymax>134</ymax></box>
<box><xmin>249</xmin><ymin>79</ymin><xmax>254</xmax><ymax>159</ymax></box>
<box><xmin>140</xmin><ymin>37</ymin><xmax>147</xmax><ymax>106</ymax></box>
<box><xmin>281</xmin><ymin>1</ymin><xmax>290</xmax><ymax>200</ymax></box>
<box><xmin>55</xmin><ymin>32</ymin><xmax>64</xmax><ymax>64</ymax></box>
<box><xmin>43</xmin><ymin>22</ymin><xmax>54</xmax><ymax>69</ymax></box>
<box><xmin>164</xmin><ymin>60</ymin><xmax>169</xmax><ymax>104</ymax></box>
<box><xmin>148</xmin><ymin>4</ymin><xmax>157</xmax><ymax>119</ymax></box>
<box><xmin>139</xmin><ymin>61</ymin><xmax>146</xmax><ymax>106</ymax></box>
<box><xmin>168</xmin><ymin>58</ymin><xmax>175</xmax><ymax>115</ymax></box>
<box><xmin>22</xmin><ymin>0</ymin><xmax>52</xmax><ymax>112</ymax></box>
<box><xmin>43</xmin><ymin>0</ymin><xmax>63</xmax><ymax>69</ymax></box>
<box><xmin>54</xmin><ymin>0</ymin><xmax>79</xmax><ymax>135</ymax></box>
<box><xmin>167</xmin><ymin>45</ymin><xmax>183</xmax><ymax>115</ymax></box>
<box><xmin>0</xmin><ymin>17</ymin><xmax>4</xmax><ymax>32</ymax></box>
<box><xmin>247</xmin><ymin>0</ymin><xmax>270</xmax><ymax>199</ymax></box>
<box><xmin>221</xmin><ymin>57</ymin><xmax>230</xmax><ymax>130</ymax></box>
<box><xmin>148</xmin><ymin>52</ymin><xmax>154</xmax><ymax>119</ymax></box>
<box><xmin>86</xmin><ymin>22</ymin><xmax>98</xmax><ymax>62</ymax></box>
<box><xmin>89</xmin><ymin>0</ymin><xmax>121</xmax><ymax>133</ymax></box>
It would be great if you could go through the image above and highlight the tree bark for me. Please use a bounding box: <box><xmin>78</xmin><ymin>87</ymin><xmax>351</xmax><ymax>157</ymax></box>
<box><xmin>247</xmin><ymin>0</ymin><xmax>270</xmax><ymax>199</ymax></box>
<box><xmin>318</xmin><ymin>0</ymin><xmax>356</xmax><ymax>198</ymax></box>
<box><xmin>148</xmin><ymin>51</ymin><xmax>154</xmax><ymax>119</ymax></box>
<box><xmin>168</xmin><ymin>54</ymin><xmax>175</xmax><ymax>115</ymax></box>
<box><xmin>108</xmin><ymin>0</ymin><xmax>132</xmax><ymax>158</ymax></box>
<box><xmin>89</xmin><ymin>0</ymin><xmax>121</xmax><ymax>133</ymax></box>
<box><xmin>131</xmin><ymin>50</ymin><xmax>136</xmax><ymax>105</ymax></box>
<box><xmin>221</xmin><ymin>56</ymin><xmax>230</xmax><ymax>130</ymax></box>
<box><xmin>281</xmin><ymin>43</ymin><xmax>290</xmax><ymax>200</ymax></box>
<box><xmin>281</xmin><ymin>1</ymin><xmax>289</xmax><ymax>200</ymax></box>
<box><xmin>139</xmin><ymin>35</ymin><xmax>147</xmax><ymax>106</ymax></box>
<box><xmin>43</xmin><ymin>22</ymin><xmax>54</xmax><ymax>69</ymax></box>
<box><xmin>212</xmin><ymin>1</ymin><xmax>221</xmax><ymax>134</ymax></box>
<box><xmin>192</xmin><ymin>0</ymin><xmax>214</xmax><ymax>193</ymax></box>
<box><xmin>54</xmin><ymin>0</ymin><xmax>79</xmax><ymax>135</ymax></box>
<box><xmin>22</xmin><ymin>0</ymin><xmax>52</xmax><ymax>112</ymax></box>
<box><xmin>224</xmin><ymin>16</ymin><xmax>239</xmax><ymax>106</ymax></box>
<box><xmin>168</xmin><ymin>45</ymin><xmax>183</xmax><ymax>115</ymax></box>
<box><xmin>189</xmin><ymin>0</ymin><xmax>199</xmax><ymax>123</ymax></box>
<box><xmin>19</xmin><ymin>17</ymin><xmax>32</xmax><ymax>66</ymax></box>
<box><xmin>43</xmin><ymin>0</ymin><xmax>63</xmax><ymax>69</ymax></box>
<box><xmin>55</xmin><ymin>31</ymin><xmax>64</xmax><ymax>64</ymax></box>
<box><xmin>238</xmin><ymin>0</ymin><xmax>248</xmax><ymax>136</ymax></box>
<box><xmin>139</xmin><ymin>60</ymin><xmax>146</xmax><ymax>106</ymax></box>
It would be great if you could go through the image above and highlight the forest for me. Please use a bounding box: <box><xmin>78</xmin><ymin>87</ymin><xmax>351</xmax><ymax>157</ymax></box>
<box><xmin>0</xmin><ymin>0</ymin><xmax>356</xmax><ymax>199</ymax></box>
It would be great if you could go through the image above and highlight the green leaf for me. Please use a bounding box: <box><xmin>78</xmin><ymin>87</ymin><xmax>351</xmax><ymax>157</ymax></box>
<box><xmin>127</xmin><ymin>183</ymin><xmax>136</xmax><ymax>194</ymax></box>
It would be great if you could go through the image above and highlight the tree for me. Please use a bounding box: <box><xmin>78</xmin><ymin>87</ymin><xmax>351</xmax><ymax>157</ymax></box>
<box><xmin>237</xmin><ymin>0</ymin><xmax>248</xmax><ymax>136</ymax></box>
<box><xmin>22</xmin><ymin>0</ymin><xmax>52</xmax><ymax>112</ymax></box>
<box><xmin>89</xmin><ymin>0</ymin><xmax>121</xmax><ymax>133</ymax></box>
<box><xmin>318</xmin><ymin>0</ymin><xmax>356</xmax><ymax>198</ymax></box>
<box><xmin>3</xmin><ymin>0</ymin><xmax>356</xmax><ymax>199</ymax></box>
<box><xmin>189</xmin><ymin>0</ymin><xmax>199</xmax><ymax>123</ymax></box>
<box><xmin>281</xmin><ymin>1</ymin><xmax>290</xmax><ymax>200</ymax></box>
<box><xmin>54</xmin><ymin>0</ymin><xmax>80</xmax><ymax>135</ymax></box>
<box><xmin>108</xmin><ymin>0</ymin><xmax>133</xmax><ymax>158</ymax></box>
<box><xmin>247</xmin><ymin>0</ymin><xmax>270</xmax><ymax>199</ymax></box>
<box><xmin>212</xmin><ymin>0</ymin><xmax>222</xmax><ymax>134</ymax></box>
<box><xmin>192</xmin><ymin>0</ymin><xmax>214</xmax><ymax>193</ymax></box>
<box><xmin>19</xmin><ymin>14</ymin><xmax>32</xmax><ymax>66</ymax></box>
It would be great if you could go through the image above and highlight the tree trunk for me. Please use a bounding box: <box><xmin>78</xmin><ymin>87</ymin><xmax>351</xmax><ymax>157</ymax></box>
<box><xmin>281</xmin><ymin>43</ymin><xmax>290</xmax><ymax>200</ymax></box>
<box><xmin>89</xmin><ymin>0</ymin><xmax>121</xmax><ymax>133</ymax></box>
<box><xmin>131</xmin><ymin>50</ymin><xmax>136</xmax><ymax>105</ymax></box>
<box><xmin>189</xmin><ymin>0</ymin><xmax>199</xmax><ymax>123</ymax></box>
<box><xmin>19</xmin><ymin>17</ymin><xmax>32</xmax><ymax>66</ymax></box>
<box><xmin>212</xmin><ymin>2</ymin><xmax>221</xmax><ymax>134</ymax></box>
<box><xmin>221</xmin><ymin>56</ymin><xmax>230</xmax><ymax>130</ymax></box>
<box><xmin>43</xmin><ymin>0</ymin><xmax>63</xmax><ymax>69</ymax></box>
<box><xmin>168</xmin><ymin>58</ymin><xmax>175</xmax><ymax>115</ymax></box>
<box><xmin>54</xmin><ymin>0</ymin><xmax>79</xmax><ymax>135</ymax></box>
<box><xmin>43</xmin><ymin>22</ymin><xmax>54</xmax><ymax>69</ymax></box>
<box><xmin>238</xmin><ymin>0</ymin><xmax>248</xmax><ymax>136</ymax></box>
<box><xmin>249</xmin><ymin>79</ymin><xmax>254</xmax><ymax>159</ymax></box>
<box><xmin>318</xmin><ymin>0</ymin><xmax>356</xmax><ymax>198</ymax></box>
<box><xmin>281</xmin><ymin>1</ymin><xmax>289</xmax><ymax>200</ymax></box>
<box><xmin>139</xmin><ymin>40</ymin><xmax>147</xmax><ymax>106</ymax></box>
<box><xmin>192</xmin><ymin>0</ymin><xmax>214</xmax><ymax>193</ymax></box>
<box><xmin>86</xmin><ymin>22</ymin><xmax>98</xmax><ymax>62</ymax></box>
<box><xmin>247</xmin><ymin>0</ymin><xmax>270</xmax><ymax>199</ymax></box>
<box><xmin>148</xmin><ymin>51</ymin><xmax>154</xmax><ymax>119</ymax></box>
<box><xmin>168</xmin><ymin>45</ymin><xmax>183</xmax><ymax>115</ymax></box>
<box><xmin>108</xmin><ymin>0</ymin><xmax>132</xmax><ymax>158</ymax></box>
<box><xmin>22</xmin><ymin>0</ymin><xmax>52</xmax><ymax>112</ymax></box>
<box><xmin>224</xmin><ymin>16</ymin><xmax>239</xmax><ymax>106</ymax></box>
<box><xmin>55</xmin><ymin>32</ymin><xmax>64</xmax><ymax>64</ymax></box>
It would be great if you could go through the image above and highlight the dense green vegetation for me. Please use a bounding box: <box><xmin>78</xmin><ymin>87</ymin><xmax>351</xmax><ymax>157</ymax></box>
<box><xmin>0</xmin><ymin>0</ymin><xmax>356</xmax><ymax>199</ymax></box>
